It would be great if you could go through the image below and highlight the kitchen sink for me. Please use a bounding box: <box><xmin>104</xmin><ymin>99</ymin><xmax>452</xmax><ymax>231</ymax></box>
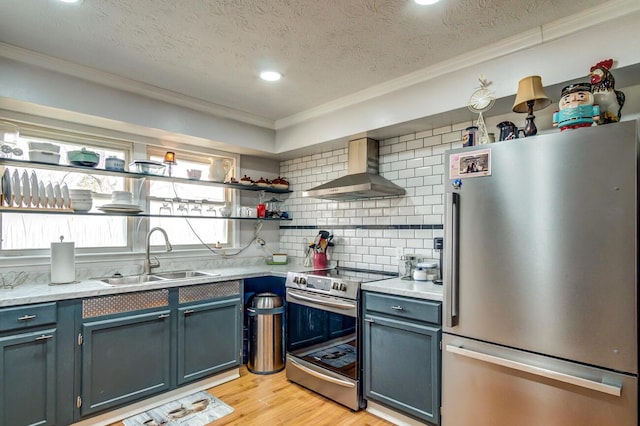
<box><xmin>153</xmin><ymin>270</ymin><xmax>219</xmax><ymax>279</ymax></box>
<box><xmin>99</xmin><ymin>270</ymin><xmax>219</xmax><ymax>285</ymax></box>
<box><xmin>100</xmin><ymin>274</ymin><xmax>164</xmax><ymax>285</ymax></box>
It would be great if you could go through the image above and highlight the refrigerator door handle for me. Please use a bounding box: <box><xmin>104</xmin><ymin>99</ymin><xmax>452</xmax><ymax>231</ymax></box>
<box><xmin>446</xmin><ymin>344</ymin><xmax>623</xmax><ymax>397</ymax></box>
<box><xmin>445</xmin><ymin>192</ymin><xmax>459</xmax><ymax>327</ymax></box>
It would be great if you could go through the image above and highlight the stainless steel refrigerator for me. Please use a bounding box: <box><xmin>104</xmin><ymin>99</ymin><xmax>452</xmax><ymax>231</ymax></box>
<box><xmin>442</xmin><ymin>121</ymin><xmax>638</xmax><ymax>425</ymax></box>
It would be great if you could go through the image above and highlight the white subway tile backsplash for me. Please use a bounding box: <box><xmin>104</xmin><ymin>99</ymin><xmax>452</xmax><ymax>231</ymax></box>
<box><xmin>416</xmin><ymin>129</ymin><xmax>433</xmax><ymax>139</ymax></box>
<box><xmin>433</xmin><ymin>125</ymin><xmax>452</xmax><ymax>135</ymax></box>
<box><xmin>391</xmin><ymin>142</ymin><xmax>407</xmax><ymax>153</ymax></box>
<box><xmin>398</xmin><ymin>168</ymin><xmax>415</xmax><ymax>179</ymax></box>
<box><xmin>424</xmin><ymin>135</ymin><xmax>442</xmax><ymax>146</ymax></box>
<box><xmin>442</xmin><ymin>131</ymin><xmax>461</xmax><ymax>144</ymax></box>
<box><xmin>406</xmin><ymin>139</ymin><xmax>424</xmax><ymax>150</ymax></box>
<box><xmin>278</xmin><ymin>122</ymin><xmax>470</xmax><ymax>270</ymax></box>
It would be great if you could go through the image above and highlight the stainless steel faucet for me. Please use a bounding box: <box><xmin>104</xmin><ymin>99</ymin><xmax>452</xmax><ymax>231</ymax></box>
<box><xmin>144</xmin><ymin>227</ymin><xmax>172</xmax><ymax>274</ymax></box>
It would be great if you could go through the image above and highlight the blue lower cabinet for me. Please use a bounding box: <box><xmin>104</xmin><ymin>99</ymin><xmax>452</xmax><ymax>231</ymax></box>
<box><xmin>0</xmin><ymin>328</ymin><xmax>57</xmax><ymax>426</ymax></box>
<box><xmin>363</xmin><ymin>292</ymin><xmax>442</xmax><ymax>425</ymax></box>
<box><xmin>77</xmin><ymin>282</ymin><xmax>242</xmax><ymax>420</ymax></box>
<box><xmin>177</xmin><ymin>297</ymin><xmax>241</xmax><ymax>385</ymax></box>
<box><xmin>80</xmin><ymin>310</ymin><xmax>172</xmax><ymax>417</ymax></box>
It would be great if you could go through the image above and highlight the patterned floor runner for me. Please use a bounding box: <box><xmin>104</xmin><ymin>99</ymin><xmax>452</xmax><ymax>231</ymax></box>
<box><xmin>122</xmin><ymin>390</ymin><xmax>234</xmax><ymax>426</ymax></box>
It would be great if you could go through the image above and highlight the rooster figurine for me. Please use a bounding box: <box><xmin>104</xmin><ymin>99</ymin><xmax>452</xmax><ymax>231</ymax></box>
<box><xmin>589</xmin><ymin>58</ymin><xmax>625</xmax><ymax>124</ymax></box>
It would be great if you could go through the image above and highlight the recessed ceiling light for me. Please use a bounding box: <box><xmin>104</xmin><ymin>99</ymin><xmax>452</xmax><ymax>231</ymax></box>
<box><xmin>414</xmin><ymin>0</ymin><xmax>440</xmax><ymax>5</ymax></box>
<box><xmin>58</xmin><ymin>0</ymin><xmax>83</xmax><ymax>3</ymax></box>
<box><xmin>260</xmin><ymin>71</ymin><xmax>282</xmax><ymax>82</ymax></box>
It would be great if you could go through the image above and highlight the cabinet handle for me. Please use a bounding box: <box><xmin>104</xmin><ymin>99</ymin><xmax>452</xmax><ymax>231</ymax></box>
<box><xmin>158</xmin><ymin>313</ymin><xmax>170</xmax><ymax>319</ymax></box>
<box><xmin>183</xmin><ymin>309</ymin><xmax>195</xmax><ymax>315</ymax></box>
<box><xmin>390</xmin><ymin>305</ymin><xmax>404</xmax><ymax>311</ymax></box>
<box><xmin>35</xmin><ymin>334</ymin><xmax>53</xmax><ymax>341</ymax></box>
<box><xmin>18</xmin><ymin>314</ymin><xmax>37</xmax><ymax>321</ymax></box>
<box><xmin>363</xmin><ymin>318</ymin><xmax>374</xmax><ymax>323</ymax></box>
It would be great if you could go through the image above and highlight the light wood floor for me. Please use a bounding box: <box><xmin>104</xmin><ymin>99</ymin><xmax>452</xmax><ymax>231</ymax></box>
<box><xmin>114</xmin><ymin>366</ymin><xmax>394</xmax><ymax>425</ymax></box>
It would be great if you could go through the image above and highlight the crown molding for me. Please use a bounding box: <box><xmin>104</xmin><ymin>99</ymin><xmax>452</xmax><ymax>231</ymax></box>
<box><xmin>0</xmin><ymin>42</ymin><xmax>276</xmax><ymax>130</ymax></box>
<box><xmin>543</xmin><ymin>0</ymin><xmax>640</xmax><ymax>42</ymax></box>
<box><xmin>276</xmin><ymin>0</ymin><xmax>640</xmax><ymax>130</ymax></box>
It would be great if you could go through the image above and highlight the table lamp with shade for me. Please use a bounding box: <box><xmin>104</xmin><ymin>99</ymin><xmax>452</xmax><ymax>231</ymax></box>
<box><xmin>163</xmin><ymin>151</ymin><xmax>176</xmax><ymax>176</ymax></box>
<box><xmin>512</xmin><ymin>75</ymin><xmax>552</xmax><ymax>137</ymax></box>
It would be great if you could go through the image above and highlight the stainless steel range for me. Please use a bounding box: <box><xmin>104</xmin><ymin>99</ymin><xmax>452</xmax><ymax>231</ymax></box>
<box><xmin>285</xmin><ymin>268</ymin><xmax>396</xmax><ymax>410</ymax></box>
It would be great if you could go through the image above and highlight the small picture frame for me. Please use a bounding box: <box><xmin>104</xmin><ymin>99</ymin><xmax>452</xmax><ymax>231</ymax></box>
<box><xmin>449</xmin><ymin>149</ymin><xmax>491</xmax><ymax>179</ymax></box>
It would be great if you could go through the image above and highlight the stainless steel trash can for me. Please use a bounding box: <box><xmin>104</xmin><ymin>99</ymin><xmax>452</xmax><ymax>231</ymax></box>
<box><xmin>247</xmin><ymin>293</ymin><xmax>285</xmax><ymax>374</ymax></box>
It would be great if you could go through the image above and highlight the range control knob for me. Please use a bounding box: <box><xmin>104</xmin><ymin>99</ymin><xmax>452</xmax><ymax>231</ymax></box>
<box><xmin>293</xmin><ymin>276</ymin><xmax>299</xmax><ymax>283</ymax></box>
<box><xmin>340</xmin><ymin>283</ymin><xmax>347</xmax><ymax>291</ymax></box>
<box><xmin>299</xmin><ymin>277</ymin><xmax>307</xmax><ymax>285</ymax></box>
<box><xmin>331</xmin><ymin>282</ymin><xmax>339</xmax><ymax>290</ymax></box>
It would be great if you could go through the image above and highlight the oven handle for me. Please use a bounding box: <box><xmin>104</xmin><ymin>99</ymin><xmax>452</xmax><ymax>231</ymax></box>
<box><xmin>288</xmin><ymin>359</ymin><xmax>356</xmax><ymax>388</ymax></box>
<box><xmin>287</xmin><ymin>291</ymin><xmax>355</xmax><ymax>310</ymax></box>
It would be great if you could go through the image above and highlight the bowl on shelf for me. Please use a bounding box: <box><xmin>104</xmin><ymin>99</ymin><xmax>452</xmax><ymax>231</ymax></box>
<box><xmin>29</xmin><ymin>150</ymin><xmax>61</xmax><ymax>164</ymax></box>
<box><xmin>28</xmin><ymin>142</ymin><xmax>60</xmax><ymax>153</ymax></box>
<box><xmin>68</xmin><ymin>148</ymin><xmax>100</xmax><ymax>167</ymax></box>
<box><xmin>111</xmin><ymin>190</ymin><xmax>133</xmax><ymax>204</ymax></box>
<box><xmin>105</xmin><ymin>156</ymin><xmax>125</xmax><ymax>171</ymax></box>
<box><xmin>71</xmin><ymin>200</ymin><xmax>93</xmax><ymax>212</ymax></box>
<box><xmin>129</xmin><ymin>160</ymin><xmax>166</xmax><ymax>175</ymax></box>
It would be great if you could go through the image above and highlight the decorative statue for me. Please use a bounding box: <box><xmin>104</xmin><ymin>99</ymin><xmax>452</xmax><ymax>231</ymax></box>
<box><xmin>589</xmin><ymin>58</ymin><xmax>625</xmax><ymax>124</ymax></box>
<box><xmin>552</xmin><ymin>83</ymin><xmax>600</xmax><ymax>131</ymax></box>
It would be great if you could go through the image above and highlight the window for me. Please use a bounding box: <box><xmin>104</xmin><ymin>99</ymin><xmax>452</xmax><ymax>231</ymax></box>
<box><xmin>0</xmin><ymin>130</ymin><xmax>131</xmax><ymax>253</ymax></box>
<box><xmin>0</xmin><ymin>122</ymin><xmax>237</xmax><ymax>256</ymax></box>
<box><xmin>147</xmin><ymin>148</ymin><xmax>235</xmax><ymax>248</ymax></box>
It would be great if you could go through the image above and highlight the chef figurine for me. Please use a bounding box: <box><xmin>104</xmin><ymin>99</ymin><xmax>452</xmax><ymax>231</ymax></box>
<box><xmin>552</xmin><ymin>82</ymin><xmax>600</xmax><ymax>131</ymax></box>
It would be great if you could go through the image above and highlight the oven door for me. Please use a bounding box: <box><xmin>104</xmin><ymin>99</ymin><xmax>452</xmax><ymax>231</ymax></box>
<box><xmin>286</xmin><ymin>288</ymin><xmax>358</xmax><ymax>380</ymax></box>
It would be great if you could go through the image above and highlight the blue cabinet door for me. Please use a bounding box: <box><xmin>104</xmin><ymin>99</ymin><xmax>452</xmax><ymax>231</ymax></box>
<box><xmin>0</xmin><ymin>328</ymin><xmax>56</xmax><ymax>426</ymax></box>
<box><xmin>177</xmin><ymin>297</ymin><xmax>241</xmax><ymax>385</ymax></box>
<box><xmin>364</xmin><ymin>313</ymin><xmax>441</xmax><ymax>425</ymax></box>
<box><xmin>80</xmin><ymin>310</ymin><xmax>172</xmax><ymax>416</ymax></box>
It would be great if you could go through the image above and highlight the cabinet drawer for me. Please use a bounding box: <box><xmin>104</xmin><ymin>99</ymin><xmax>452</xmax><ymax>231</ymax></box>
<box><xmin>364</xmin><ymin>292</ymin><xmax>441</xmax><ymax>324</ymax></box>
<box><xmin>0</xmin><ymin>302</ymin><xmax>57</xmax><ymax>332</ymax></box>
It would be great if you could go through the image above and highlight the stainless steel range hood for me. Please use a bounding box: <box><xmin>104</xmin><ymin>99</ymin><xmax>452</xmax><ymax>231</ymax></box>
<box><xmin>302</xmin><ymin>138</ymin><xmax>406</xmax><ymax>200</ymax></box>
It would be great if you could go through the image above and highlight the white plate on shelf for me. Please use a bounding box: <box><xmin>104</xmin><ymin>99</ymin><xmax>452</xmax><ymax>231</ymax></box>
<box><xmin>30</xmin><ymin>171</ymin><xmax>38</xmax><ymax>207</ymax></box>
<box><xmin>61</xmin><ymin>183</ymin><xmax>70</xmax><ymax>209</ymax></box>
<box><xmin>21</xmin><ymin>170</ymin><xmax>30</xmax><ymax>207</ymax></box>
<box><xmin>11</xmin><ymin>169</ymin><xmax>21</xmax><ymax>206</ymax></box>
<box><xmin>38</xmin><ymin>181</ymin><xmax>45</xmax><ymax>208</ymax></box>
<box><xmin>98</xmin><ymin>203</ymin><xmax>143</xmax><ymax>214</ymax></box>
<box><xmin>53</xmin><ymin>183</ymin><xmax>62</xmax><ymax>208</ymax></box>
<box><xmin>2</xmin><ymin>169</ymin><xmax>11</xmax><ymax>206</ymax></box>
<box><xmin>45</xmin><ymin>182</ymin><xmax>54</xmax><ymax>208</ymax></box>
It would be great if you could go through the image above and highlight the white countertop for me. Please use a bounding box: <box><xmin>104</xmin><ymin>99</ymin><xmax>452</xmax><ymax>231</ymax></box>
<box><xmin>0</xmin><ymin>263</ymin><xmax>310</xmax><ymax>308</ymax></box>
<box><xmin>362</xmin><ymin>277</ymin><xmax>443</xmax><ymax>301</ymax></box>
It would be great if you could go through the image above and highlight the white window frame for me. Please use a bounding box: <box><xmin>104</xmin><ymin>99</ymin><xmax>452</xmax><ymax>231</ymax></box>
<box><xmin>145</xmin><ymin>146</ymin><xmax>238</xmax><ymax>250</ymax></box>
<box><xmin>0</xmin><ymin>124</ymin><xmax>135</xmax><ymax>258</ymax></box>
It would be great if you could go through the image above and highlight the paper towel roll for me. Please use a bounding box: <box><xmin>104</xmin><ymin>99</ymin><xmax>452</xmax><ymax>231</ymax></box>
<box><xmin>51</xmin><ymin>241</ymin><xmax>75</xmax><ymax>284</ymax></box>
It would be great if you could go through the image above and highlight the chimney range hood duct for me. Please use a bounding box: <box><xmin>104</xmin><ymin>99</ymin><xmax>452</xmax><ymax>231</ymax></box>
<box><xmin>302</xmin><ymin>138</ymin><xmax>406</xmax><ymax>200</ymax></box>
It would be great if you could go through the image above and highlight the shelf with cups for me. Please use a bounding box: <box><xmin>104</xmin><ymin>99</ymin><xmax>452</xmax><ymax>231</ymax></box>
<box><xmin>0</xmin><ymin>158</ymin><xmax>293</xmax><ymax>194</ymax></box>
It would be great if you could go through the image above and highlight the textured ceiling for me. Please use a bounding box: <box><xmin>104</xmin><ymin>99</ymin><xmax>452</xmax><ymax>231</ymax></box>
<box><xmin>0</xmin><ymin>0</ymin><xmax>605</xmax><ymax>123</ymax></box>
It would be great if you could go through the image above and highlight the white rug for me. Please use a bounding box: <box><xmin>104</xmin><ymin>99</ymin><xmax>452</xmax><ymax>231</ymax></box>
<box><xmin>122</xmin><ymin>390</ymin><xmax>234</xmax><ymax>426</ymax></box>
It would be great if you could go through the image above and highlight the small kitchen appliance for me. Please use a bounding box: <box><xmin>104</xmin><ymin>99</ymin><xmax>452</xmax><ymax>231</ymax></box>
<box><xmin>285</xmin><ymin>267</ymin><xmax>397</xmax><ymax>410</ymax></box>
